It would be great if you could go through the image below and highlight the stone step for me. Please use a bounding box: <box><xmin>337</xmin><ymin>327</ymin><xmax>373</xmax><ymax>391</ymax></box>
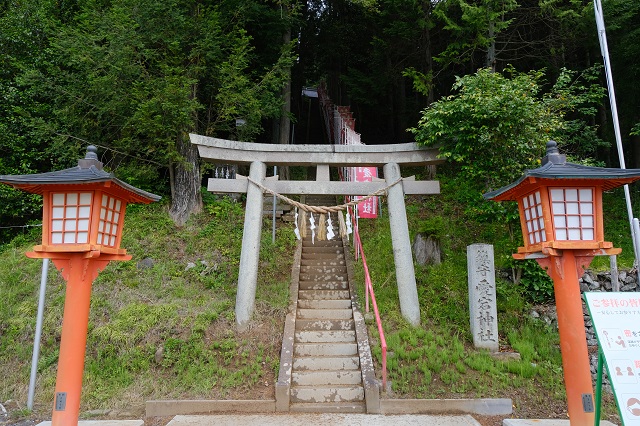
<box><xmin>297</xmin><ymin>299</ymin><xmax>351</xmax><ymax>309</ymax></box>
<box><xmin>288</xmin><ymin>402</ymin><xmax>366</xmax><ymax>413</ymax></box>
<box><xmin>292</xmin><ymin>370</ymin><xmax>362</xmax><ymax>386</ymax></box>
<box><xmin>296</xmin><ymin>319</ymin><xmax>354</xmax><ymax>331</ymax></box>
<box><xmin>301</xmin><ymin>253</ymin><xmax>343</xmax><ymax>261</ymax></box>
<box><xmin>302</xmin><ymin>239</ymin><xmax>343</xmax><ymax>247</ymax></box>
<box><xmin>301</xmin><ymin>247</ymin><xmax>344</xmax><ymax>255</ymax></box>
<box><xmin>294</xmin><ymin>330</ymin><xmax>356</xmax><ymax>343</ymax></box>
<box><xmin>299</xmin><ymin>272</ymin><xmax>349</xmax><ymax>281</ymax></box>
<box><xmin>300</xmin><ymin>260</ymin><xmax>347</xmax><ymax>274</ymax></box>
<box><xmin>305</xmin><ymin>195</ymin><xmax>334</xmax><ymax>199</ymax></box>
<box><xmin>290</xmin><ymin>385</ymin><xmax>364</xmax><ymax>403</ymax></box>
<box><xmin>300</xmin><ymin>258</ymin><xmax>346</xmax><ymax>267</ymax></box>
<box><xmin>294</xmin><ymin>342</ymin><xmax>358</xmax><ymax>357</ymax></box>
<box><xmin>299</xmin><ymin>273</ymin><xmax>347</xmax><ymax>282</ymax></box>
<box><xmin>279</xmin><ymin>198</ymin><xmax>371</xmax><ymax>415</ymax></box>
<box><xmin>263</xmin><ymin>201</ymin><xmax>292</xmax><ymax>210</ymax></box>
<box><xmin>293</xmin><ymin>356</ymin><xmax>360</xmax><ymax>371</ymax></box>
<box><xmin>303</xmin><ymin>197</ymin><xmax>336</xmax><ymax>205</ymax></box>
<box><xmin>300</xmin><ymin>194</ymin><xmax>334</xmax><ymax>201</ymax></box>
<box><xmin>281</xmin><ymin>214</ymin><xmax>296</xmax><ymax>222</ymax></box>
<box><xmin>300</xmin><ymin>265</ymin><xmax>348</xmax><ymax>274</ymax></box>
<box><xmin>298</xmin><ymin>290</ymin><xmax>350</xmax><ymax>300</ymax></box>
<box><xmin>299</xmin><ymin>281</ymin><xmax>348</xmax><ymax>291</ymax></box>
<box><xmin>297</xmin><ymin>309</ymin><xmax>353</xmax><ymax>320</ymax></box>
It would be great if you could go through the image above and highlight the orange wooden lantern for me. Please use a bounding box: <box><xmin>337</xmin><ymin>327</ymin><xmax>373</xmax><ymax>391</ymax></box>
<box><xmin>484</xmin><ymin>140</ymin><xmax>640</xmax><ymax>425</ymax></box>
<box><xmin>0</xmin><ymin>146</ymin><xmax>160</xmax><ymax>426</ymax></box>
<box><xmin>1</xmin><ymin>146</ymin><xmax>160</xmax><ymax>257</ymax></box>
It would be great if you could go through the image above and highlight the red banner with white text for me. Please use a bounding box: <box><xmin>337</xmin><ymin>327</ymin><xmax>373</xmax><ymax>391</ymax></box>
<box><xmin>354</xmin><ymin>167</ymin><xmax>378</xmax><ymax>218</ymax></box>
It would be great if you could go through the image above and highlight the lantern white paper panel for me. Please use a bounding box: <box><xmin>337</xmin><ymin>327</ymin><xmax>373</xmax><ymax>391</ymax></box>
<box><xmin>50</xmin><ymin>192</ymin><xmax>93</xmax><ymax>244</ymax></box>
<box><xmin>550</xmin><ymin>188</ymin><xmax>595</xmax><ymax>241</ymax></box>
<box><xmin>522</xmin><ymin>191</ymin><xmax>546</xmax><ymax>245</ymax></box>
<box><xmin>97</xmin><ymin>195</ymin><xmax>122</xmax><ymax>247</ymax></box>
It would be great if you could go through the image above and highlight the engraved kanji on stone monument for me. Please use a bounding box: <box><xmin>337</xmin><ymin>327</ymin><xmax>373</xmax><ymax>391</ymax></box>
<box><xmin>467</xmin><ymin>244</ymin><xmax>499</xmax><ymax>351</ymax></box>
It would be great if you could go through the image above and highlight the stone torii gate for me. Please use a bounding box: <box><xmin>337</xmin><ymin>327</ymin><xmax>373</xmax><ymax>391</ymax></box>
<box><xmin>190</xmin><ymin>134</ymin><xmax>443</xmax><ymax>327</ymax></box>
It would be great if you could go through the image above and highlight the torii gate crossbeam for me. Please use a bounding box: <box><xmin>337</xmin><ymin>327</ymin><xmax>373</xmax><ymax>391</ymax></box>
<box><xmin>191</xmin><ymin>134</ymin><xmax>443</xmax><ymax>327</ymax></box>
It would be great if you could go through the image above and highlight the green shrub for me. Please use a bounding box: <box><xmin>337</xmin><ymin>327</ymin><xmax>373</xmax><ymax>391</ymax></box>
<box><xmin>417</xmin><ymin>216</ymin><xmax>445</xmax><ymax>238</ymax></box>
<box><xmin>517</xmin><ymin>259</ymin><xmax>554</xmax><ymax>303</ymax></box>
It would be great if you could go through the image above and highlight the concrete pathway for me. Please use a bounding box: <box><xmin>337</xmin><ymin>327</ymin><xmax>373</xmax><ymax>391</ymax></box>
<box><xmin>504</xmin><ymin>420</ymin><xmax>617</xmax><ymax>426</ymax></box>
<box><xmin>33</xmin><ymin>415</ymin><xmax>621</xmax><ymax>426</ymax></box>
<box><xmin>165</xmin><ymin>413</ymin><xmax>481</xmax><ymax>425</ymax></box>
<box><xmin>36</xmin><ymin>421</ymin><xmax>143</xmax><ymax>426</ymax></box>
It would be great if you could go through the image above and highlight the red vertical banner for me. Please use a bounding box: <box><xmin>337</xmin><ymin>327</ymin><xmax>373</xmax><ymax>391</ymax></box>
<box><xmin>355</xmin><ymin>167</ymin><xmax>378</xmax><ymax>218</ymax></box>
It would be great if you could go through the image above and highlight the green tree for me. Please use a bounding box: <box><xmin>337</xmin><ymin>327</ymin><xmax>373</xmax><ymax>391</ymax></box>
<box><xmin>299</xmin><ymin>0</ymin><xmax>439</xmax><ymax>143</ymax></box>
<box><xmin>0</xmin><ymin>0</ymin><xmax>68</xmax><ymax>237</ymax></box>
<box><xmin>410</xmin><ymin>66</ymin><xmax>605</xmax><ymax>192</ymax></box>
<box><xmin>433</xmin><ymin>0</ymin><xmax>518</xmax><ymax>71</ymax></box>
<box><xmin>598</xmin><ymin>0</ymin><xmax>640</xmax><ymax>167</ymax></box>
<box><xmin>29</xmin><ymin>0</ymin><xmax>293</xmax><ymax>225</ymax></box>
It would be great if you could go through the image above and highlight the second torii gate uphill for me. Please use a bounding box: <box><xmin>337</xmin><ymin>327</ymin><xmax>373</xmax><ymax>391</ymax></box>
<box><xmin>190</xmin><ymin>134</ymin><xmax>443</xmax><ymax>327</ymax></box>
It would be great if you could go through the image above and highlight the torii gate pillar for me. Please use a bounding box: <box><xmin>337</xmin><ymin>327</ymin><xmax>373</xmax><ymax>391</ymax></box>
<box><xmin>384</xmin><ymin>162</ymin><xmax>420</xmax><ymax>325</ymax></box>
<box><xmin>236</xmin><ymin>161</ymin><xmax>266</xmax><ymax>326</ymax></box>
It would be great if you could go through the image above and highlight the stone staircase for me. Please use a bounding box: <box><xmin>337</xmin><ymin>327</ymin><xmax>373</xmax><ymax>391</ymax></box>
<box><xmin>276</xmin><ymin>196</ymin><xmax>379</xmax><ymax>414</ymax></box>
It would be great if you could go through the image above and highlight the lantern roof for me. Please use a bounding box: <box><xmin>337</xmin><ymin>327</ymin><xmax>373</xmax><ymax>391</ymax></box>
<box><xmin>0</xmin><ymin>146</ymin><xmax>161</xmax><ymax>204</ymax></box>
<box><xmin>483</xmin><ymin>141</ymin><xmax>640</xmax><ymax>201</ymax></box>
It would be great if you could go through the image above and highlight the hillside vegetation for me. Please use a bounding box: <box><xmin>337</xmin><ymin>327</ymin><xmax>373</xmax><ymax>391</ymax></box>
<box><xmin>1</xmin><ymin>177</ymin><xmax>635</xmax><ymax>424</ymax></box>
<box><xmin>1</xmin><ymin>194</ymin><xmax>296</xmax><ymax>420</ymax></box>
<box><xmin>2</xmin><ymin>2</ymin><xmax>639</xmax><ymax>423</ymax></box>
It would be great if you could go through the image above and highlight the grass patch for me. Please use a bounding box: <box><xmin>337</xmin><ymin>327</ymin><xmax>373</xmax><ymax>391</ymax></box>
<box><xmin>0</xmin><ymin>195</ymin><xmax>295</xmax><ymax>418</ymax></box>
<box><xmin>0</xmin><ymin>177</ymin><xmax>630</xmax><ymax>423</ymax></box>
<box><xmin>352</xmin><ymin>174</ymin><xmax>625</xmax><ymax>421</ymax></box>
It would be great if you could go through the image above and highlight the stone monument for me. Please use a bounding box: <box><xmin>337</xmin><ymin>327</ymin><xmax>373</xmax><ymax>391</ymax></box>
<box><xmin>467</xmin><ymin>244</ymin><xmax>499</xmax><ymax>351</ymax></box>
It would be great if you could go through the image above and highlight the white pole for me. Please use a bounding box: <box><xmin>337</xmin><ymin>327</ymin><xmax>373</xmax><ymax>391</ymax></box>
<box><xmin>27</xmin><ymin>258</ymin><xmax>49</xmax><ymax>410</ymax></box>
<box><xmin>272</xmin><ymin>166</ymin><xmax>277</xmax><ymax>244</ymax></box>
<box><xmin>593</xmin><ymin>0</ymin><xmax>639</xmax><ymax>264</ymax></box>
<box><xmin>633</xmin><ymin>219</ymin><xmax>640</xmax><ymax>273</ymax></box>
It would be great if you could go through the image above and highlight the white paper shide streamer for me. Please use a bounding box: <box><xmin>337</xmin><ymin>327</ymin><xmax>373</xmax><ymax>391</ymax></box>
<box><xmin>327</xmin><ymin>213</ymin><xmax>335</xmax><ymax>240</ymax></box>
<box><xmin>309</xmin><ymin>212</ymin><xmax>316</xmax><ymax>244</ymax></box>
<box><xmin>293</xmin><ymin>207</ymin><xmax>301</xmax><ymax>240</ymax></box>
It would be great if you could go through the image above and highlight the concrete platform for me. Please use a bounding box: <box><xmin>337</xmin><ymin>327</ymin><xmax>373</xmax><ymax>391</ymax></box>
<box><xmin>166</xmin><ymin>413</ymin><xmax>482</xmax><ymax>425</ymax></box>
<box><xmin>145</xmin><ymin>398</ymin><xmax>513</xmax><ymax>418</ymax></box>
<box><xmin>37</xmin><ymin>421</ymin><xmax>143</xmax><ymax>426</ymax></box>
<box><xmin>380</xmin><ymin>398</ymin><xmax>512</xmax><ymax>415</ymax></box>
<box><xmin>503</xmin><ymin>420</ymin><xmax>617</xmax><ymax>426</ymax></box>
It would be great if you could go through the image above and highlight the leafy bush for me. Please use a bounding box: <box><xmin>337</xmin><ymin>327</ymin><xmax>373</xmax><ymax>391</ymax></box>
<box><xmin>517</xmin><ymin>259</ymin><xmax>554</xmax><ymax>303</ymax></box>
<box><xmin>0</xmin><ymin>185</ymin><xmax>43</xmax><ymax>244</ymax></box>
<box><xmin>203</xmin><ymin>194</ymin><xmax>244</xmax><ymax>221</ymax></box>
<box><xmin>108</xmin><ymin>161</ymin><xmax>168</xmax><ymax>196</ymax></box>
<box><xmin>410</xmin><ymin>68</ymin><xmax>556</xmax><ymax>190</ymax></box>
<box><xmin>417</xmin><ymin>216</ymin><xmax>445</xmax><ymax>238</ymax></box>
<box><xmin>410</xmin><ymin>66</ymin><xmax>606</xmax><ymax>193</ymax></box>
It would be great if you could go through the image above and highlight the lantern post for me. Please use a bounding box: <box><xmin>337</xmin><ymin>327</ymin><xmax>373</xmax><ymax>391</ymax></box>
<box><xmin>0</xmin><ymin>146</ymin><xmax>160</xmax><ymax>426</ymax></box>
<box><xmin>484</xmin><ymin>141</ymin><xmax>640</xmax><ymax>425</ymax></box>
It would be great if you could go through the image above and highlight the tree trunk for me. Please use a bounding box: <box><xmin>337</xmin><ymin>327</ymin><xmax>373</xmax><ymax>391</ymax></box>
<box><xmin>632</xmin><ymin>134</ymin><xmax>640</xmax><ymax>169</ymax></box>
<box><xmin>398</xmin><ymin>76</ymin><xmax>408</xmax><ymax>142</ymax></box>
<box><xmin>419</xmin><ymin>0</ymin><xmax>435</xmax><ymax>104</ymax></box>
<box><xmin>169</xmin><ymin>132</ymin><xmax>202</xmax><ymax>226</ymax></box>
<box><xmin>487</xmin><ymin>19</ymin><xmax>496</xmax><ymax>71</ymax></box>
<box><xmin>279</xmin><ymin>28</ymin><xmax>292</xmax><ymax>181</ymax></box>
<box><xmin>386</xmin><ymin>57</ymin><xmax>395</xmax><ymax>142</ymax></box>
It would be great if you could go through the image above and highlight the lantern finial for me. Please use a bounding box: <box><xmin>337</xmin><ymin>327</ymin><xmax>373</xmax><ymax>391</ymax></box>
<box><xmin>78</xmin><ymin>145</ymin><xmax>103</xmax><ymax>170</ymax></box>
<box><xmin>542</xmin><ymin>140</ymin><xmax>566</xmax><ymax>166</ymax></box>
<box><xmin>86</xmin><ymin>145</ymin><xmax>99</xmax><ymax>160</ymax></box>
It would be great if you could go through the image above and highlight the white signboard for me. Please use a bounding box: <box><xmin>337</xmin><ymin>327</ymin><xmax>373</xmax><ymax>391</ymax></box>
<box><xmin>584</xmin><ymin>292</ymin><xmax>640</xmax><ymax>425</ymax></box>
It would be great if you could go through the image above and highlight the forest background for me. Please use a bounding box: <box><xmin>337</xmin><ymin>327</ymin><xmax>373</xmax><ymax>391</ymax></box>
<box><xmin>1</xmin><ymin>0</ymin><xmax>640</xmax><ymax>235</ymax></box>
